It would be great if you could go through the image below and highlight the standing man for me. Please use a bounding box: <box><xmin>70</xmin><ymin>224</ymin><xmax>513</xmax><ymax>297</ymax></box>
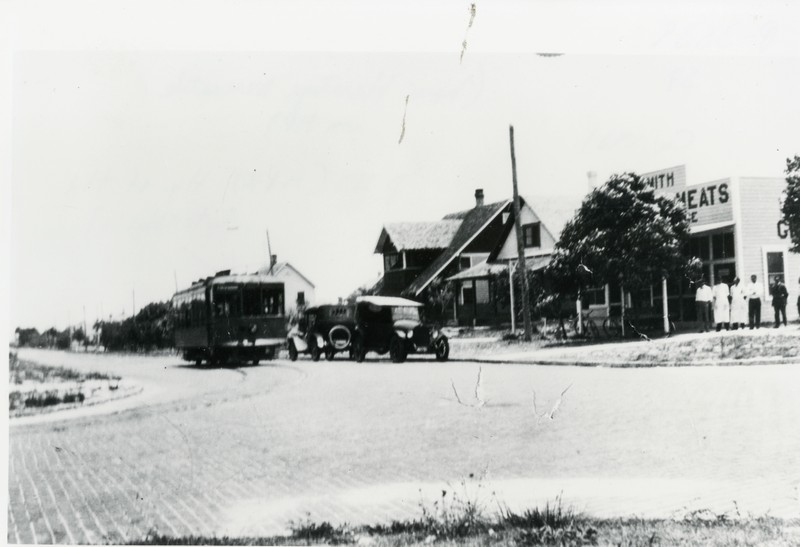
<box><xmin>745</xmin><ymin>274</ymin><xmax>762</xmax><ymax>329</ymax></box>
<box><xmin>712</xmin><ymin>277</ymin><xmax>731</xmax><ymax>332</ymax></box>
<box><xmin>694</xmin><ymin>278</ymin><xmax>713</xmax><ymax>333</ymax></box>
<box><xmin>729</xmin><ymin>277</ymin><xmax>747</xmax><ymax>330</ymax></box>
<box><xmin>771</xmin><ymin>276</ymin><xmax>789</xmax><ymax>328</ymax></box>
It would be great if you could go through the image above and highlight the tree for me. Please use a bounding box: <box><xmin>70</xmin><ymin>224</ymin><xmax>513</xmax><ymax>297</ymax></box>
<box><xmin>546</xmin><ymin>172</ymin><xmax>691</xmax><ymax>299</ymax></box>
<box><xmin>415</xmin><ymin>278</ymin><xmax>455</xmax><ymax>327</ymax></box>
<box><xmin>781</xmin><ymin>155</ymin><xmax>800</xmax><ymax>253</ymax></box>
<box><xmin>345</xmin><ymin>284</ymin><xmax>377</xmax><ymax>305</ymax></box>
<box><xmin>14</xmin><ymin>327</ymin><xmax>41</xmax><ymax>347</ymax></box>
<box><xmin>489</xmin><ymin>268</ymin><xmax>547</xmax><ymax>323</ymax></box>
<box><xmin>72</xmin><ymin>327</ymin><xmax>86</xmax><ymax>344</ymax></box>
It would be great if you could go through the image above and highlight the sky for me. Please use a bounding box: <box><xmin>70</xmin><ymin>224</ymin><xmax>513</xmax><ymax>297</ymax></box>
<box><xmin>4</xmin><ymin>1</ymin><xmax>800</xmax><ymax>333</ymax></box>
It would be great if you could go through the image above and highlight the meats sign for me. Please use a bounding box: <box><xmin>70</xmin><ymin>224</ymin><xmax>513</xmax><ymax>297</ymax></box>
<box><xmin>642</xmin><ymin>165</ymin><xmax>733</xmax><ymax>226</ymax></box>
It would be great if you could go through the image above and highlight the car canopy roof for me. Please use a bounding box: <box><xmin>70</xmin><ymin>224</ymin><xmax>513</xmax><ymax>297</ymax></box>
<box><xmin>355</xmin><ymin>296</ymin><xmax>423</xmax><ymax>307</ymax></box>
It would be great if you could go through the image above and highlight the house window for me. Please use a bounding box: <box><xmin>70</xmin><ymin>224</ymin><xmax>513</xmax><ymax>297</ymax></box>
<box><xmin>384</xmin><ymin>253</ymin><xmax>401</xmax><ymax>271</ymax></box>
<box><xmin>766</xmin><ymin>251</ymin><xmax>785</xmax><ymax>290</ymax></box>
<box><xmin>522</xmin><ymin>223</ymin><xmax>541</xmax><ymax>248</ymax></box>
<box><xmin>583</xmin><ymin>284</ymin><xmax>606</xmax><ymax>307</ymax></box>
<box><xmin>297</xmin><ymin>291</ymin><xmax>305</xmax><ymax>306</ymax></box>
<box><xmin>459</xmin><ymin>256</ymin><xmax>472</xmax><ymax>271</ymax></box>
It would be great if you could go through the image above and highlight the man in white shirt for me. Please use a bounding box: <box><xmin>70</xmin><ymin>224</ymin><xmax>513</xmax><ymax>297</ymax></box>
<box><xmin>695</xmin><ymin>279</ymin><xmax>713</xmax><ymax>332</ymax></box>
<box><xmin>745</xmin><ymin>274</ymin><xmax>762</xmax><ymax>329</ymax></box>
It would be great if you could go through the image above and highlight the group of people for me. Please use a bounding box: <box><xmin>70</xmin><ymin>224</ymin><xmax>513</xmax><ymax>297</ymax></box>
<box><xmin>694</xmin><ymin>274</ymin><xmax>792</xmax><ymax>332</ymax></box>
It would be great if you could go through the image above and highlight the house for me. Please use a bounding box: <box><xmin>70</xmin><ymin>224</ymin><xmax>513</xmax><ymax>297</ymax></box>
<box><xmin>253</xmin><ymin>255</ymin><xmax>316</xmax><ymax>314</ymax></box>
<box><xmin>445</xmin><ymin>194</ymin><xmax>581</xmax><ymax>326</ymax></box>
<box><xmin>374</xmin><ymin>189</ymin><xmax>512</xmax><ymax>298</ymax></box>
<box><xmin>373</xmin><ymin>188</ymin><xmax>581</xmax><ymax>326</ymax></box>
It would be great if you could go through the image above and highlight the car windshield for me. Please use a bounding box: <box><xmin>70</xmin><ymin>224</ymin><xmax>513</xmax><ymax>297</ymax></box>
<box><xmin>391</xmin><ymin>306</ymin><xmax>420</xmax><ymax>322</ymax></box>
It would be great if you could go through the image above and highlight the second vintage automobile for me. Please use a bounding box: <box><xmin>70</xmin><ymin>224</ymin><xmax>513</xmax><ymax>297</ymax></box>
<box><xmin>286</xmin><ymin>304</ymin><xmax>356</xmax><ymax>361</ymax></box>
<box><xmin>351</xmin><ymin>296</ymin><xmax>449</xmax><ymax>363</ymax></box>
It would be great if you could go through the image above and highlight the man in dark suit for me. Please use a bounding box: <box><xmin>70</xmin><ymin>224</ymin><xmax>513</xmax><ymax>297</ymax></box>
<box><xmin>771</xmin><ymin>276</ymin><xmax>789</xmax><ymax>328</ymax></box>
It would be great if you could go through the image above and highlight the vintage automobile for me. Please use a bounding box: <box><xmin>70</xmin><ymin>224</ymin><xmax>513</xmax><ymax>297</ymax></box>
<box><xmin>351</xmin><ymin>296</ymin><xmax>449</xmax><ymax>363</ymax></box>
<box><xmin>286</xmin><ymin>304</ymin><xmax>356</xmax><ymax>361</ymax></box>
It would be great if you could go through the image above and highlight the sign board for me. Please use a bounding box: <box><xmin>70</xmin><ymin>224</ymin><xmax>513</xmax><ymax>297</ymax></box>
<box><xmin>641</xmin><ymin>165</ymin><xmax>732</xmax><ymax>227</ymax></box>
<box><xmin>641</xmin><ymin>165</ymin><xmax>687</xmax><ymax>192</ymax></box>
<box><xmin>673</xmin><ymin>179</ymin><xmax>733</xmax><ymax>226</ymax></box>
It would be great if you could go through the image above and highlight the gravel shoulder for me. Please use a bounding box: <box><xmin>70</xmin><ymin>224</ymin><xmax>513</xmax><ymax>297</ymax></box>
<box><xmin>448</xmin><ymin>326</ymin><xmax>800</xmax><ymax>366</ymax></box>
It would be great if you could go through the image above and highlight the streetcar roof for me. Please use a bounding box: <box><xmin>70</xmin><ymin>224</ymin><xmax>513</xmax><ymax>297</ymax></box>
<box><xmin>173</xmin><ymin>273</ymin><xmax>284</xmax><ymax>298</ymax></box>
<box><xmin>355</xmin><ymin>296</ymin><xmax>423</xmax><ymax>307</ymax></box>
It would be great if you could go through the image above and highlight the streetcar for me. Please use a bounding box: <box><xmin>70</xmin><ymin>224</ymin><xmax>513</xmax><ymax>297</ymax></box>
<box><xmin>172</xmin><ymin>271</ymin><xmax>287</xmax><ymax>365</ymax></box>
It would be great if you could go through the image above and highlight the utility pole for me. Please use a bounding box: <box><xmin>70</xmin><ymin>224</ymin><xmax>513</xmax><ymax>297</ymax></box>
<box><xmin>83</xmin><ymin>305</ymin><xmax>87</xmax><ymax>351</ymax></box>
<box><xmin>509</xmin><ymin>125</ymin><xmax>533</xmax><ymax>341</ymax></box>
<box><xmin>266</xmin><ymin>229</ymin><xmax>274</xmax><ymax>275</ymax></box>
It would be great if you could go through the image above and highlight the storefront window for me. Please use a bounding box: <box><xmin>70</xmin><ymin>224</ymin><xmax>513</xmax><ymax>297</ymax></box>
<box><xmin>712</xmin><ymin>232</ymin><xmax>735</xmax><ymax>260</ymax></box>
<box><xmin>689</xmin><ymin>236</ymin><xmax>710</xmax><ymax>260</ymax></box>
<box><xmin>713</xmin><ymin>264</ymin><xmax>736</xmax><ymax>285</ymax></box>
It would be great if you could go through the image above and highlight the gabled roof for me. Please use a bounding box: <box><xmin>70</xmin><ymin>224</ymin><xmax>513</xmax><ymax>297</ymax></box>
<box><xmin>374</xmin><ymin>221</ymin><xmax>462</xmax><ymax>253</ymax></box>
<box><xmin>487</xmin><ymin>195</ymin><xmax>582</xmax><ymax>262</ymax></box>
<box><xmin>525</xmin><ymin>194</ymin><xmax>583</xmax><ymax>243</ymax></box>
<box><xmin>405</xmin><ymin>199</ymin><xmax>511</xmax><ymax>296</ymax></box>
<box><xmin>251</xmin><ymin>261</ymin><xmax>316</xmax><ymax>288</ymax></box>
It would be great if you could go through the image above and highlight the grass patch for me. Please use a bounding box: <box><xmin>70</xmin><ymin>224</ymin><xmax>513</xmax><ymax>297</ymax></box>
<box><xmin>132</xmin><ymin>516</ymin><xmax>798</xmax><ymax>546</ymax></box>
<box><xmin>130</xmin><ymin>488</ymin><xmax>799</xmax><ymax>546</ymax></box>
<box><xmin>9</xmin><ymin>351</ymin><xmax>119</xmax><ymax>385</ymax></box>
<box><xmin>9</xmin><ymin>351</ymin><xmax>122</xmax><ymax>415</ymax></box>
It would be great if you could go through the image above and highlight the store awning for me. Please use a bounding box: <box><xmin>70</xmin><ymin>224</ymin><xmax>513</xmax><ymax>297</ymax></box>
<box><xmin>689</xmin><ymin>220</ymin><xmax>735</xmax><ymax>235</ymax></box>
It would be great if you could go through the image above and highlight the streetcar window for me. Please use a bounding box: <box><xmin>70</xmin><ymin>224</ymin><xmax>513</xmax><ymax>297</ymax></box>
<box><xmin>263</xmin><ymin>287</ymin><xmax>284</xmax><ymax>316</ymax></box>
<box><xmin>242</xmin><ymin>285</ymin><xmax>263</xmax><ymax>317</ymax></box>
<box><xmin>213</xmin><ymin>284</ymin><xmax>242</xmax><ymax>317</ymax></box>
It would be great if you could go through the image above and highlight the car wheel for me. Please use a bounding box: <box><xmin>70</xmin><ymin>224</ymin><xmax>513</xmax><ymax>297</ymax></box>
<box><xmin>389</xmin><ymin>336</ymin><xmax>407</xmax><ymax>363</ymax></box>
<box><xmin>434</xmin><ymin>337</ymin><xmax>450</xmax><ymax>361</ymax></box>
<box><xmin>288</xmin><ymin>341</ymin><xmax>298</xmax><ymax>361</ymax></box>
<box><xmin>353</xmin><ymin>338</ymin><xmax>366</xmax><ymax>363</ymax></box>
<box><xmin>324</xmin><ymin>347</ymin><xmax>335</xmax><ymax>361</ymax></box>
<box><xmin>310</xmin><ymin>343</ymin><xmax>321</xmax><ymax>362</ymax></box>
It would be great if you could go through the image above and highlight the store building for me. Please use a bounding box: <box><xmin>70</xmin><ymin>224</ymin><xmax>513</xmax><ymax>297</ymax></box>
<box><xmin>583</xmin><ymin>165</ymin><xmax>800</xmax><ymax>325</ymax></box>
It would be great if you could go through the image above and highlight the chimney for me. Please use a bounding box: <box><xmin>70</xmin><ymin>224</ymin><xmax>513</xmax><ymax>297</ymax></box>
<box><xmin>474</xmin><ymin>188</ymin><xmax>485</xmax><ymax>207</ymax></box>
<box><xmin>587</xmin><ymin>171</ymin><xmax>597</xmax><ymax>190</ymax></box>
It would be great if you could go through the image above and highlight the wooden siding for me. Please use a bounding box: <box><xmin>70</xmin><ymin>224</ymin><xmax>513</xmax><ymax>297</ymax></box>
<box><xmin>495</xmin><ymin>204</ymin><xmax>557</xmax><ymax>260</ymax></box>
<box><xmin>737</xmin><ymin>177</ymin><xmax>800</xmax><ymax>320</ymax></box>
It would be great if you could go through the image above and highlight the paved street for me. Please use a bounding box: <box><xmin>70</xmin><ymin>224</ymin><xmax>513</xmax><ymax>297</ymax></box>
<box><xmin>8</xmin><ymin>348</ymin><xmax>800</xmax><ymax>543</ymax></box>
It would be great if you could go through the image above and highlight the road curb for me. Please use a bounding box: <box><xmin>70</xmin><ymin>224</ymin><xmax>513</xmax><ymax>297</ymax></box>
<box><xmin>456</xmin><ymin>356</ymin><xmax>800</xmax><ymax>368</ymax></box>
